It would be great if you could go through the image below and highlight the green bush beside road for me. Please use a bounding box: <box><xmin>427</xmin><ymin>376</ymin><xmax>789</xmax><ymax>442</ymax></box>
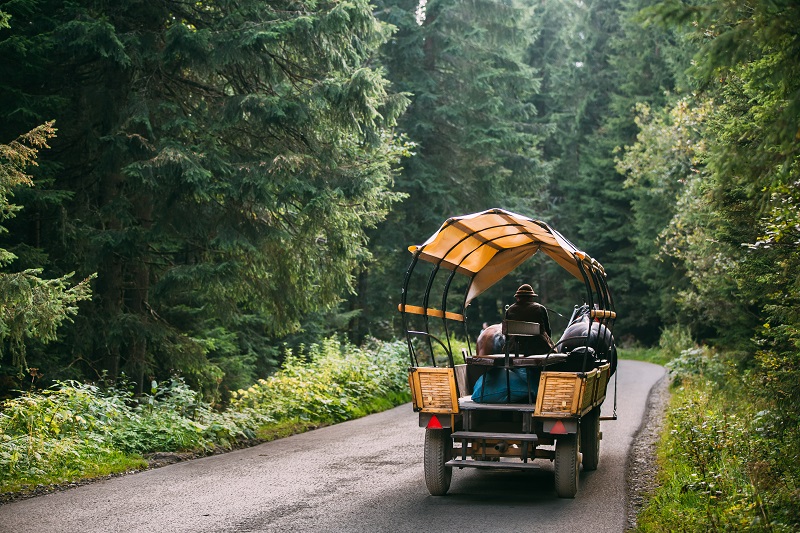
<box><xmin>633</xmin><ymin>345</ymin><xmax>800</xmax><ymax>532</ymax></box>
<box><xmin>0</xmin><ymin>338</ymin><xmax>410</xmax><ymax>496</ymax></box>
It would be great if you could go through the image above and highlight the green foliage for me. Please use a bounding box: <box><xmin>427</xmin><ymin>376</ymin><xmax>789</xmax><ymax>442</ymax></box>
<box><xmin>612</xmin><ymin>2</ymin><xmax>800</xmax><ymax>529</ymax></box>
<box><xmin>638</xmin><ymin>351</ymin><xmax>800</xmax><ymax>532</ymax></box>
<box><xmin>230</xmin><ymin>337</ymin><xmax>409</xmax><ymax>423</ymax></box>
<box><xmin>657</xmin><ymin>324</ymin><xmax>696</xmax><ymax>360</ymax></box>
<box><xmin>0</xmin><ymin>374</ymin><xmax>273</xmax><ymax>484</ymax></box>
<box><xmin>619</xmin><ymin>324</ymin><xmax>697</xmax><ymax>366</ymax></box>
<box><xmin>634</xmin><ymin>0</ymin><xmax>800</xmax><ymax>355</ymax></box>
<box><xmin>616</xmin><ymin>100</ymin><xmax>708</xmax><ymax>325</ymax></box>
<box><xmin>0</xmin><ymin>269</ymin><xmax>94</xmax><ymax>371</ymax></box>
<box><xmin>665</xmin><ymin>345</ymin><xmax>728</xmax><ymax>387</ymax></box>
<box><xmin>0</xmin><ymin>123</ymin><xmax>94</xmax><ymax>372</ymax></box>
<box><xmin>0</xmin><ymin>380</ymin><xmax>142</xmax><ymax>490</ymax></box>
<box><xmin>356</xmin><ymin>0</ymin><xmax>548</xmax><ymax>341</ymax></box>
<box><xmin>0</xmin><ymin>0</ymin><xmax>408</xmax><ymax>393</ymax></box>
<box><xmin>752</xmin><ymin>318</ymin><xmax>800</xmax><ymax>429</ymax></box>
<box><xmin>0</xmin><ymin>124</ymin><xmax>43</xmax><ymax>231</ymax></box>
<box><xmin>0</xmin><ymin>337</ymin><xmax>409</xmax><ymax>493</ymax></box>
<box><xmin>618</xmin><ymin>346</ymin><xmax>672</xmax><ymax>367</ymax></box>
<box><xmin>528</xmin><ymin>0</ymin><xmax>687</xmax><ymax>343</ymax></box>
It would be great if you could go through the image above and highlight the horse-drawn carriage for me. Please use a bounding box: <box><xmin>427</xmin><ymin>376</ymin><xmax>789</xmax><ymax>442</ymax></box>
<box><xmin>399</xmin><ymin>209</ymin><xmax>618</xmax><ymax>498</ymax></box>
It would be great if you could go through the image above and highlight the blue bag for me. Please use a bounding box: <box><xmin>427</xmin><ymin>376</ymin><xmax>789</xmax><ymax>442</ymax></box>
<box><xmin>471</xmin><ymin>368</ymin><xmax>535</xmax><ymax>403</ymax></box>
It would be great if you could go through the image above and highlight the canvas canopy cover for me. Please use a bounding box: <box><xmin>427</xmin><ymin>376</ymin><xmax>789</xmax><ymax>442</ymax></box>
<box><xmin>408</xmin><ymin>208</ymin><xmax>605</xmax><ymax>305</ymax></box>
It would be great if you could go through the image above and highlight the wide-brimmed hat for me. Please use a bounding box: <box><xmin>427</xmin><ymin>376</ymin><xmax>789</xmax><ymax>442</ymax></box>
<box><xmin>515</xmin><ymin>284</ymin><xmax>537</xmax><ymax>298</ymax></box>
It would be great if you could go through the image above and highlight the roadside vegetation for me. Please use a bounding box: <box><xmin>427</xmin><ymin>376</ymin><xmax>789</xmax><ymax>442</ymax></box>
<box><xmin>0</xmin><ymin>338</ymin><xmax>410</xmax><ymax>497</ymax></box>
<box><xmin>619</xmin><ymin>325</ymin><xmax>696</xmax><ymax>367</ymax></box>
<box><xmin>631</xmin><ymin>330</ymin><xmax>800</xmax><ymax>532</ymax></box>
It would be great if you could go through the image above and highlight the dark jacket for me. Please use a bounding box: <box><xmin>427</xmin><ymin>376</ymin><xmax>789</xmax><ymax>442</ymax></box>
<box><xmin>505</xmin><ymin>298</ymin><xmax>552</xmax><ymax>354</ymax></box>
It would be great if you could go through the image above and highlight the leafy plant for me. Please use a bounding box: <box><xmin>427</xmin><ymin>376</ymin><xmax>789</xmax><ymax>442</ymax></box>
<box><xmin>0</xmin><ymin>380</ymin><xmax>134</xmax><ymax>489</ymax></box>
<box><xmin>0</xmin><ymin>337</ymin><xmax>410</xmax><ymax>494</ymax></box>
<box><xmin>230</xmin><ymin>337</ymin><xmax>409</xmax><ymax>424</ymax></box>
<box><xmin>638</xmin><ymin>350</ymin><xmax>800</xmax><ymax>532</ymax></box>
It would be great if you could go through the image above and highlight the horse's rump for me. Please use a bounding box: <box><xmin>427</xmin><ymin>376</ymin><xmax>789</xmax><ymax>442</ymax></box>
<box><xmin>476</xmin><ymin>324</ymin><xmax>504</xmax><ymax>356</ymax></box>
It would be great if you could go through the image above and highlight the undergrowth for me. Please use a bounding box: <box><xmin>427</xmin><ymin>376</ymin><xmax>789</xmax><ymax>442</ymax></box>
<box><xmin>620</xmin><ymin>324</ymin><xmax>694</xmax><ymax>366</ymax></box>
<box><xmin>0</xmin><ymin>337</ymin><xmax>411</xmax><ymax>496</ymax></box>
<box><xmin>636</xmin><ymin>346</ymin><xmax>800</xmax><ymax>532</ymax></box>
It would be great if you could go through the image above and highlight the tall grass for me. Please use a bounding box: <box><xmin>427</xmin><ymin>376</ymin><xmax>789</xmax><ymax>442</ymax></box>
<box><xmin>637</xmin><ymin>346</ymin><xmax>800</xmax><ymax>532</ymax></box>
<box><xmin>620</xmin><ymin>324</ymin><xmax>695</xmax><ymax>366</ymax></box>
<box><xmin>0</xmin><ymin>337</ymin><xmax>411</xmax><ymax>495</ymax></box>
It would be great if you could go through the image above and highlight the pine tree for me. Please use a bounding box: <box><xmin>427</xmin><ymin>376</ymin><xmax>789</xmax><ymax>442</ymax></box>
<box><xmin>355</xmin><ymin>0</ymin><xmax>548</xmax><ymax>340</ymax></box>
<box><xmin>0</xmin><ymin>0</ymin><xmax>407</xmax><ymax>394</ymax></box>
<box><xmin>0</xmin><ymin>121</ymin><xmax>92</xmax><ymax>374</ymax></box>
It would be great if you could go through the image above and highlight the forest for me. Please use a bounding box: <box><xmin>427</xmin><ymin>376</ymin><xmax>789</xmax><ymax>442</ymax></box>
<box><xmin>0</xmin><ymin>0</ymin><xmax>798</xmax><ymax>527</ymax></box>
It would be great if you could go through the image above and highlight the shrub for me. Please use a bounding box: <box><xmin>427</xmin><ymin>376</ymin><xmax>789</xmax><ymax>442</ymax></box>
<box><xmin>0</xmin><ymin>381</ymin><xmax>137</xmax><ymax>489</ymax></box>
<box><xmin>0</xmin><ymin>337</ymin><xmax>410</xmax><ymax>493</ymax></box>
<box><xmin>658</xmin><ymin>324</ymin><xmax>695</xmax><ymax>360</ymax></box>
<box><xmin>0</xmin><ymin>377</ymin><xmax>273</xmax><ymax>489</ymax></box>
<box><xmin>638</xmin><ymin>353</ymin><xmax>800</xmax><ymax>532</ymax></box>
<box><xmin>229</xmin><ymin>337</ymin><xmax>410</xmax><ymax>424</ymax></box>
<box><xmin>665</xmin><ymin>345</ymin><xmax>729</xmax><ymax>385</ymax></box>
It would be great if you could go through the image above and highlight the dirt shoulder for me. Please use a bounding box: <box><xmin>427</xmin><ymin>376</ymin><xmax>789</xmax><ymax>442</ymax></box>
<box><xmin>626</xmin><ymin>372</ymin><xmax>670</xmax><ymax>531</ymax></box>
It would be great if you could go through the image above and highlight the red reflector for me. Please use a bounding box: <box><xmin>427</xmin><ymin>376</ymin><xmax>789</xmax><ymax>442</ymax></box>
<box><xmin>426</xmin><ymin>415</ymin><xmax>443</xmax><ymax>429</ymax></box>
<box><xmin>550</xmin><ymin>420</ymin><xmax>568</xmax><ymax>435</ymax></box>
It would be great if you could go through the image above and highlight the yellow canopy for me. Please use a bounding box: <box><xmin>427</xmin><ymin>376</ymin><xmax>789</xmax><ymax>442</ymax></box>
<box><xmin>408</xmin><ymin>208</ymin><xmax>605</xmax><ymax>304</ymax></box>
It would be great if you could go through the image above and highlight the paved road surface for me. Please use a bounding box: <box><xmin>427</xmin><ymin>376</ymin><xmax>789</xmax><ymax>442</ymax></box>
<box><xmin>0</xmin><ymin>360</ymin><xmax>666</xmax><ymax>533</ymax></box>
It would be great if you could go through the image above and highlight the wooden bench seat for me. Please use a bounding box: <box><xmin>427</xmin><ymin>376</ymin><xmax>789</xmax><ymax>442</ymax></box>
<box><xmin>466</xmin><ymin>353</ymin><xmax>568</xmax><ymax>367</ymax></box>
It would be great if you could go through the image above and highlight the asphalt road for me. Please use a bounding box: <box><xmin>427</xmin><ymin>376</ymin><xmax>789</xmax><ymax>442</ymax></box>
<box><xmin>0</xmin><ymin>360</ymin><xmax>666</xmax><ymax>533</ymax></box>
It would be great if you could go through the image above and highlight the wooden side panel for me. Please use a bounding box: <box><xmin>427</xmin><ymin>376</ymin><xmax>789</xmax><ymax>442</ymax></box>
<box><xmin>409</xmin><ymin>372</ymin><xmax>420</xmax><ymax>411</ymax></box>
<box><xmin>535</xmin><ymin>372</ymin><xmax>585</xmax><ymax>417</ymax></box>
<box><xmin>408</xmin><ymin>367</ymin><xmax>459</xmax><ymax>414</ymax></box>
<box><xmin>580</xmin><ymin>368</ymin><xmax>599</xmax><ymax>412</ymax></box>
<box><xmin>453</xmin><ymin>364</ymin><xmax>471</xmax><ymax>398</ymax></box>
<box><xmin>593</xmin><ymin>363</ymin><xmax>611</xmax><ymax>406</ymax></box>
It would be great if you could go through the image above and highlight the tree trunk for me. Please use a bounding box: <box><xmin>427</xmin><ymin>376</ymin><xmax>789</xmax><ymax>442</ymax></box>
<box><xmin>129</xmin><ymin>193</ymin><xmax>153</xmax><ymax>395</ymax></box>
<box><xmin>96</xmin><ymin>171</ymin><xmax>125</xmax><ymax>379</ymax></box>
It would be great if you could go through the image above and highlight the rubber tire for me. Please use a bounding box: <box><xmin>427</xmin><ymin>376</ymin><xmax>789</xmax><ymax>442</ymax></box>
<box><xmin>424</xmin><ymin>428</ymin><xmax>453</xmax><ymax>496</ymax></box>
<box><xmin>554</xmin><ymin>432</ymin><xmax>580</xmax><ymax>498</ymax></box>
<box><xmin>581</xmin><ymin>407</ymin><xmax>601</xmax><ymax>471</ymax></box>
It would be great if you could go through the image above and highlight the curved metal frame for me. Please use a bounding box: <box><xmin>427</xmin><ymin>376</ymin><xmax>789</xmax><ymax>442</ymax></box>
<box><xmin>399</xmin><ymin>219</ymin><xmax>616</xmax><ymax>374</ymax></box>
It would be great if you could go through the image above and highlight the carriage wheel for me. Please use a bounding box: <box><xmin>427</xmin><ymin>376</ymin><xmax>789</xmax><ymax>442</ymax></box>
<box><xmin>424</xmin><ymin>428</ymin><xmax>453</xmax><ymax>496</ymax></box>
<box><xmin>581</xmin><ymin>407</ymin><xmax>601</xmax><ymax>471</ymax></box>
<box><xmin>554</xmin><ymin>432</ymin><xmax>580</xmax><ymax>498</ymax></box>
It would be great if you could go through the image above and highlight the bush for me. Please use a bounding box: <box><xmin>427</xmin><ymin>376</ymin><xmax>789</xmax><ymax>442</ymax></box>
<box><xmin>638</xmin><ymin>352</ymin><xmax>800</xmax><ymax>532</ymax></box>
<box><xmin>0</xmin><ymin>381</ymin><xmax>139</xmax><ymax>489</ymax></box>
<box><xmin>0</xmin><ymin>337</ymin><xmax>410</xmax><ymax>493</ymax></box>
<box><xmin>229</xmin><ymin>337</ymin><xmax>410</xmax><ymax>424</ymax></box>
<box><xmin>658</xmin><ymin>324</ymin><xmax>695</xmax><ymax>360</ymax></box>
<box><xmin>665</xmin><ymin>345</ymin><xmax>729</xmax><ymax>386</ymax></box>
<box><xmin>0</xmin><ymin>377</ymin><xmax>272</xmax><ymax>490</ymax></box>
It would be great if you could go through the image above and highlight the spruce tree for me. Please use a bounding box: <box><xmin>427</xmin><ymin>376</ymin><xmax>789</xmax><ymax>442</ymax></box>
<box><xmin>357</xmin><ymin>0</ymin><xmax>547</xmax><ymax>339</ymax></box>
<box><xmin>0</xmin><ymin>0</ymin><xmax>407</xmax><ymax>393</ymax></box>
<box><xmin>0</xmin><ymin>122</ymin><xmax>92</xmax><ymax>376</ymax></box>
<box><xmin>533</xmin><ymin>0</ymin><xmax>682</xmax><ymax>343</ymax></box>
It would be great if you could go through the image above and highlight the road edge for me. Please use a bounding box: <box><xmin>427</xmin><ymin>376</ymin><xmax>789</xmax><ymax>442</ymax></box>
<box><xmin>625</xmin><ymin>368</ymin><xmax>670</xmax><ymax>531</ymax></box>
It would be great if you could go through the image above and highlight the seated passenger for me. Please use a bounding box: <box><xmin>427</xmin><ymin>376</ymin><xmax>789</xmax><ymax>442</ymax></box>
<box><xmin>505</xmin><ymin>284</ymin><xmax>553</xmax><ymax>355</ymax></box>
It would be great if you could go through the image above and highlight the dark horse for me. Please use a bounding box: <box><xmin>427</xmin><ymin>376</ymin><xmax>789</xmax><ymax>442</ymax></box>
<box><xmin>476</xmin><ymin>305</ymin><xmax>617</xmax><ymax>374</ymax></box>
<box><xmin>556</xmin><ymin>305</ymin><xmax>617</xmax><ymax>374</ymax></box>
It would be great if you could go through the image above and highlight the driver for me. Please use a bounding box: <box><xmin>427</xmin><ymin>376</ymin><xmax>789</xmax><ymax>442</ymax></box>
<box><xmin>505</xmin><ymin>284</ymin><xmax>553</xmax><ymax>354</ymax></box>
